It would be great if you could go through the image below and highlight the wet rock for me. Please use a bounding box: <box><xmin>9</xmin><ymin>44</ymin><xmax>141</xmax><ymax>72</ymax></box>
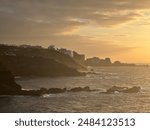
<box><xmin>68</xmin><ymin>86</ymin><xmax>91</xmax><ymax>92</ymax></box>
<box><xmin>48</xmin><ymin>88</ymin><xmax>67</xmax><ymax>94</ymax></box>
<box><xmin>20</xmin><ymin>90</ymin><xmax>42</xmax><ymax>96</ymax></box>
<box><xmin>39</xmin><ymin>88</ymin><xmax>48</xmax><ymax>94</ymax></box>
<box><xmin>123</xmin><ymin>86</ymin><xmax>141</xmax><ymax>93</ymax></box>
<box><xmin>102</xmin><ymin>86</ymin><xmax>141</xmax><ymax>94</ymax></box>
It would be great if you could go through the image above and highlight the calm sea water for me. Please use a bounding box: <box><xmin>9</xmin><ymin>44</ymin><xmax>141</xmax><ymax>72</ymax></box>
<box><xmin>0</xmin><ymin>66</ymin><xmax>150</xmax><ymax>112</ymax></box>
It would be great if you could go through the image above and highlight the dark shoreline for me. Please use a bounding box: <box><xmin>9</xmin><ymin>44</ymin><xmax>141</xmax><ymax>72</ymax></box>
<box><xmin>0</xmin><ymin>61</ymin><xmax>86</xmax><ymax>96</ymax></box>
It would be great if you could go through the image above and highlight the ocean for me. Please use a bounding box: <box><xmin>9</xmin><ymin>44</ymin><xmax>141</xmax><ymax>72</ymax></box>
<box><xmin>0</xmin><ymin>66</ymin><xmax>150</xmax><ymax>112</ymax></box>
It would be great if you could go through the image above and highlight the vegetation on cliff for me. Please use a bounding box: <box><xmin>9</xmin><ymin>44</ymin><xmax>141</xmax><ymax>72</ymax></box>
<box><xmin>0</xmin><ymin>44</ymin><xmax>86</xmax><ymax>77</ymax></box>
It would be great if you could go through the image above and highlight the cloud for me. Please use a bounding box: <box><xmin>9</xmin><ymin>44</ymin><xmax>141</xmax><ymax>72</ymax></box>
<box><xmin>32</xmin><ymin>34</ymin><xmax>136</xmax><ymax>57</ymax></box>
<box><xmin>84</xmin><ymin>12</ymin><xmax>141</xmax><ymax>27</ymax></box>
<box><xmin>0</xmin><ymin>0</ymin><xmax>150</xmax><ymax>50</ymax></box>
<box><xmin>0</xmin><ymin>0</ymin><xmax>150</xmax><ymax>35</ymax></box>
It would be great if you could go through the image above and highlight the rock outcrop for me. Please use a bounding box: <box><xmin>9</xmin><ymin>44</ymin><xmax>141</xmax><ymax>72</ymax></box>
<box><xmin>103</xmin><ymin>86</ymin><xmax>141</xmax><ymax>94</ymax></box>
<box><xmin>68</xmin><ymin>86</ymin><xmax>91</xmax><ymax>92</ymax></box>
<box><xmin>0</xmin><ymin>55</ymin><xmax>85</xmax><ymax>77</ymax></box>
<box><xmin>0</xmin><ymin>62</ymin><xmax>21</xmax><ymax>95</ymax></box>
<box><xmin>0</xmin><ymin>65</ymin><xmax>92</xmax><ymax>96</ymax></box>
<box><xmin>0</xmin><ymin>63</ymin><xmax>140</xmax><ymax>96</ymax></box>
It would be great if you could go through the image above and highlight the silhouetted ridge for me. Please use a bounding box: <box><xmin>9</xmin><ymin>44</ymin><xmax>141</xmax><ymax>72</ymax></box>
<box><xmin>0</xmin><ymin>44</ymin><xmax>86</xmax><ymax>71</ymax></box>
<box><xmin>0</xmin><ymin>44</ymin><xmax>86</xmax><ymax>77</ymax></box>
<box><xmin>85</xmin><ymin>57</ymin><xmax>135</xmax><ymax>66</ymax></box>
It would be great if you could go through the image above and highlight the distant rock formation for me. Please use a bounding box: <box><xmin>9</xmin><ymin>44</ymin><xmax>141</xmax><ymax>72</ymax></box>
<box><xmin>85</xmin><ymin>57</ymin><xmax>112</xmax><ymax>66</ymax></box>
<box><xmin>85</xmin><ymin>57</ymin><xmax>135</xmax><ymax>66</ymax></box>
<box><xmin>102</xmin><ymin>86</ymin><xmax>141</xmax><ymax>94</ymax></box>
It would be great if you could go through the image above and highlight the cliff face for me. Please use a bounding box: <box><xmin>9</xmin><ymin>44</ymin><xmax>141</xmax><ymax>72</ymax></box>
<box><xmin>0</xmin><ymin>63</ymin><xmax>21</xmax><ymax>95</ymax></box>
<box><xmin>0</xmin><ymin>44</ymin><xmax>87</xmax><ymax>71</ymax></box>
<box><xmin>0</xmin><ymin>44</ymin><xmax>86</xmax><ymax>77</ymax></box>
<box><xmin>0</xmin><ymin>55</ymin><xmax>84</xmax><ymax>77</ymax></box>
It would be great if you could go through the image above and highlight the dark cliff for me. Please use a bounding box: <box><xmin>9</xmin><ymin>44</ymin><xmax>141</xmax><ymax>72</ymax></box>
<box><xmin>0</xmin><ymin>44</ymin><xmax>86</xmax><ymax>77</ymax></box>
<box><xmin>0</xmin><ymin>62</ymin><xmax>21</xmax><ymax>95</ymax></box>
<box><xmin>0</xmin><ymin>44</ymin><xmax>86</xmax><ymax>71</ymax></box>
<box><xmin>0</xmin><ymin>55</ymin><xmax>84</xmax><ymax>77</ymax></box>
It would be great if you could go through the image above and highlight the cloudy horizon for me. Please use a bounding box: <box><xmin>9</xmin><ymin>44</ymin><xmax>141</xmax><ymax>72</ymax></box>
<box><xmin>0</xmin><ymin>0</ymin><xmax>150</xmax><ymax>63</ymax></box>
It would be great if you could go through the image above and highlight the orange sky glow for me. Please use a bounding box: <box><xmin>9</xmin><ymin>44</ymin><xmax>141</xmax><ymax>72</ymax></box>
<box><xmin>0</xmin><ymin>0</ymin><xmax>150</xmax><ymax>63</ymax></box>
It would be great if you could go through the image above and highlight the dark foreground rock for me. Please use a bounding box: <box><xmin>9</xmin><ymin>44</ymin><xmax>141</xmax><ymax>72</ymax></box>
<box><xmin>0</xmin><ymin>65</ymin><xmax>93</xmax><ymax>96</ymax></box>
<box><xmin>0</xmin><ymin>61</ymin><xmax>85</xmax><ymax>96</ymax></box>
<box><xmin>0</xmin><ymin>62</ymin><xmax>42</xmax><ymax>96</ymax></box>
<box><xmin>0</xmin><ymin>62</ymin><xmax>22</xmax><ymax>95</ymax></box>
<box><xmin>0</xmin><ymin>61</ymin><xmax>87</xmax><ymax>96</ymax></box>
<box><xmin>20</xmin><ymin>87</ymin><xmax>92</xmax><ymax>96</ymax></box>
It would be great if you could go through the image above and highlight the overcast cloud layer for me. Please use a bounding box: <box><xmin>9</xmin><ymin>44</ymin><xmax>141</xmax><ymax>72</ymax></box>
<box><xmin>0</xmin><ymin>0</ymin><xmax>150</xmax><ymax>59</ymax></box>
<box><xmin>0</xmin><ymin>0</ymin><xmax>150</xmax><ymax>36</ymax></box>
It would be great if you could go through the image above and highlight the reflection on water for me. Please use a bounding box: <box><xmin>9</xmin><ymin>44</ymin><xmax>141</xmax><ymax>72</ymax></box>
<box><xmin>0</xmin><ymin>66</ymin><xmax>150</xmax><ymax>112</ymax></box>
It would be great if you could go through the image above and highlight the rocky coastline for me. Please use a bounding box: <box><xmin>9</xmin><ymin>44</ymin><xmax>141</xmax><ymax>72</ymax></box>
<box><xmin>0</xmin><ymin>62</ymin><xmax>141</xmax><ymax>96</ymax></box>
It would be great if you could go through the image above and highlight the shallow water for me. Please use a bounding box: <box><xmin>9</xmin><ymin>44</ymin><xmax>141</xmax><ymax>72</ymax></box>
<box><xmin>0</xmin><ymin>66</ymin><xmax>150</xmax><ymax>112</ymax></box>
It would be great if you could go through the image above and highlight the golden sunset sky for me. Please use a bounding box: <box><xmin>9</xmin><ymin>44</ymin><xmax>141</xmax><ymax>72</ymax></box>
<box><xmin>0</xmin><ymin>0</ymin><xmax>150</xmax><ymax>63</ymax></box>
